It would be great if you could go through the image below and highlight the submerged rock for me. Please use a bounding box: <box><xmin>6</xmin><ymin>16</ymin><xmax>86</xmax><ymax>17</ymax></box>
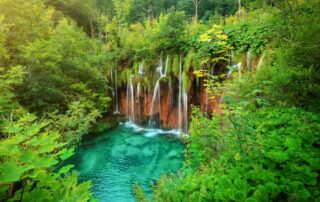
<box><xmin>167</xmin><ymin>149</ymin><xmax>182</xmax><ymax>159</ymax></box>
<box><xmin>124</xmin><ymin>135</ymin><xmax>150</xmax><ymax>147</ymax></box>
<box><xmin>142</xmin><ymin>146</ymin><xmax>155</xmax><ymax>157</ymax></box>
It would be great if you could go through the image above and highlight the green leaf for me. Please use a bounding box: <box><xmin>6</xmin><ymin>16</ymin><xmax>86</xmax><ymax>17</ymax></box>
<box><xmin>58</xmin><ymin>165</ymin><xmax>74</xmax><ymax>174</ymax></box>
<box><xmin>0</xmin><ymin>161</ymin><xmax>30</xmax><ymax>183</ymax></box>
<box><xmin>60</xmin><ymin>148</ymin><xmax>75</xmax><ymax>161</ymax></box>
<box><xmin>265</xmin><ymin>150</ymin><xmax>288</xmax><ymax>163</ymax></box>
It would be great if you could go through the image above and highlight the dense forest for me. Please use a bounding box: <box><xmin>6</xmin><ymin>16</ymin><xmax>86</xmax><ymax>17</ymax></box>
<box><xmin>0</xmin><ymin>0</ymin><xmax>319</xmax><ymax>201</ymax></box>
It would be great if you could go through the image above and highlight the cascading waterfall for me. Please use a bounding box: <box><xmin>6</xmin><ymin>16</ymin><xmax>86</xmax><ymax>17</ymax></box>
<box><xmin>110</xmin><ymin>66</ymin><xmax>115</xmax><ymax>111</ymax></box>
<box><xmin>163</xmin><ymin>55</ymin><xmax>169</xmax><ymax>77</ymax></box>
<box><xmin>177</xmin><ymin>54</ymin><xmax>188</xmax><ymax>134</ymax></box>
<box><xmin>130</xmin><ymin>76</ymin><xmax>135</xmax><ymax>122</ymax></box>
<box><xmin>114</xmin><ymin>68</ymin><xmax>119</xmax><ymax>113</ymax></box>
<box><xmin>126</xmin><ymin>78</ymin><xmax>129</xmax><ymax>117</ymax></box>
<box><xmin>126</xmin><ymin>75</ymin><xmax>135</xmax><ymax>122</ymax></box>
<box><xmin>178</xmin><ymin>55</ymin><xmax>183</xmax><ymax>131</ymax></box>
<box><xmin>149</xmin><ymin>80</ymin><xmax>161</xmax><ymax>127</ymax></box>
<box><xmin>182</xmin><ymin>90</ymin><xmax>188</xmax><ymax>134</ymax></box>
<box><xmin>136</xmin><ymin>82</ymin><xmax>142</xmax><ymax>123</ymax></box>
<box><xmin>138</xmin><ymin>62</ymin><xmax>144</xmax><ymax>75</ymax></box>
<box><xmin>149</xmin><ymin>55</ymin><xmax>169</xmax><ymax>128</ymax></box>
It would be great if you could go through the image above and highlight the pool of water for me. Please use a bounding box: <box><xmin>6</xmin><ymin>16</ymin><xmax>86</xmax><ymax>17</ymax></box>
<box><xmin>67</xmin><ymin>122</ymin><xmax>184</xmax><ymax>202</ymax></box>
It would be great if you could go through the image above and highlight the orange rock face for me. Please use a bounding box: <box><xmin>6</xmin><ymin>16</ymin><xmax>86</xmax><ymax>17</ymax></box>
<box><xmin>118</xmin><ymin>78</ymin><xmax>220</xmax><ymax>129</ymax></box>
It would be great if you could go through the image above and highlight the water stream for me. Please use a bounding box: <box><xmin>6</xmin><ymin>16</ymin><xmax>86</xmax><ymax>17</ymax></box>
<box><xmin>148</xmin><ymin>55</ymin><xmax>169</xmax><ymax>128</ymax></box>
<box><xmin>67</xmin><ymin>123</ymin><xmax>184</xmax><ymax>202</ymax></box>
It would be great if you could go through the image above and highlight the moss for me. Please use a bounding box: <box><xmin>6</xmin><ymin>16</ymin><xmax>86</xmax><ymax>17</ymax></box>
<box><xmin>166</xmin><ymin>55</ymin><xmax>173</xmax><ymax>75</ymax></box>
<box><xmin>172</xmin><ymin>54</ymin><xmax>180</xmax><ymax>78</ymax></box>
<box><xmin>184</xmin><ymin>51</ymin><xmax>201</xmax><ymax>73</ymax></box>
<box><xmin>119</xmin><ymin>68</ymin><xmax>133</xmax><ymax>85</ymax></box>
<box><xmin>182</xmin><ymin>72</ymin><xmax>192</xmax><ymax>91</ymax></box>
<box><xmin>133</xmin><ymin>61</ymin><xmax>139</xmax><ymax>73</ymax></box>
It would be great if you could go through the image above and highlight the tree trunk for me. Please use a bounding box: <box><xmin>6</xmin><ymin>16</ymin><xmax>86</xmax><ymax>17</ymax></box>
<box><xmin>195</xmin><ymin>4</ymin><xmax>198</xmax><ymax>20</ymax></box>
<box><xmin>238</xmin><ymin>0</ymin><xmax>241</xmax><ymax>20</ymax></box>
<box><xmin>193</xmin><ymin>0</ymin><xmax>200</xmax><ymax>21</ymax></box>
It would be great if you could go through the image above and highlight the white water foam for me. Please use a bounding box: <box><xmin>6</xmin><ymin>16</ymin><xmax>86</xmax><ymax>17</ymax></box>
<box><xmin>123</xmin><ymin>122</ymin><xmax>188</xmax><ymax>137</ymax></box>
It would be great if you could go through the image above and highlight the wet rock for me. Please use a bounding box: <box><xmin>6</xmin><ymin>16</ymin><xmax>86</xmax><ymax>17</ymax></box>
<box><xmin>124</xmin><ymin>135</ymin><xmax>150</xmax><ymax>147</ymax></box>
<box><xmin>141</xmin><ymin>146</ymin><xmax>155</xmax><ymax>157</ymax></box>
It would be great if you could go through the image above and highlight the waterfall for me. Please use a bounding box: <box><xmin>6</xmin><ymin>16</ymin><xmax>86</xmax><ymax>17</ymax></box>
<box><xmin>110</xmin><ymin>66</ymin><xmax>115</xmax><ymax>112</ymax></box>
<box><xmin>246</xmin><ymin>50</ymin><xmax>252</xmax><ymax>71</ymax></box>
<box><xmin>149</xmin><ymin>53</ymin><xmax>169</xmax><ymax>127</ymax></box>
<box><xmin>148</xmin><ymin>55</ymin><xmax>170</xmax><ymax>128</ymax></box>
<box><xmin>137</xmin><ymin>82</ymin><xmax>141</xmax><ymax>123</ymax></box>
<box><xmin>176</xmin><ymin>54</ymin><xmax>188</xmax><ymax>134</ymax></box>
<box><xmin>137</xmin><ymin>83</ymin><xmax>141</xmax><ymax>100</ymax></box>
<box><xmin>156</xmin><ymin>55</ymin><xmax>169</xmax><ymax>77</ymax></box>
<box><xmin>126</xmin><ymin>78</ymin><xmax>129</xmax><ymax>117</ymax></box>
<box><xmin>114</xmin><ymin>68</ymin><xmax>119</xmax><ymax>114</ymax></box>
<box><xmin>129</xmin><ymin>76</ymin><xmax>135</xmax><ymax>122</ymax></box>
<box><xmin>138</xmin><ymin>62</ymin><xmax>144</xmax><ymax>75</ymax></box>
<box><xmin>178</xmin><ymin>55</ymin><xmax>183</xmax><ymax>131</ymax></box>
<box><xmin>148</xmin><ymin>79</ymin><xmax>161</xmax><ymax>127</ymax></box>
<box><xmin>163</xmin><ymin>55</ymin><xmax>169</xmax><ymax>77</ymax></box>
<box><xmin>156</xmin><ymin>54</ymin><xmax>163</xmax><ymax>76</ymax></box>
<box><xmin>126</xmin><ymin>75</ymin><xmax>135</xmax><ymax>122</ymax></box>
<box><xmin>257</xmin><ymin>53</ymin><xmax>264</xmax><ymax>71</ymax></box>
<box><xmin>183</xmin><ymin>89</ymin><xmax>188</xmax><ymax>134</ymax></box>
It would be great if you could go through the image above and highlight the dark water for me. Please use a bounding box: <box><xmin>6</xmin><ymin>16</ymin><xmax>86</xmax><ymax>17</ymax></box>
<box><xmin>68</xmin><ymin>123</ymin><xmax>184</xmax><ymax>202</ymax></box>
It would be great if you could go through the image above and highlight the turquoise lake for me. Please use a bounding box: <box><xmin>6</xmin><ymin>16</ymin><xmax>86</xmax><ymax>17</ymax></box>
<box><xmin>68</xmin><ymin>123</ymin><xmax>184</xmax><ymax>201</ymax></box>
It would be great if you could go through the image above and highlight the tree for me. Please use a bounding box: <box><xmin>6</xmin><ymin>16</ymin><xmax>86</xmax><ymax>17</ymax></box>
<box><xmin>112</xmin><ymin>0</ymin><xmax>132</xmax><ymax>26</ymax></box>
<box><xmin>192</xmin><ymin>0</ymin><xmax>201</xmax><ymax>20</ymax></box>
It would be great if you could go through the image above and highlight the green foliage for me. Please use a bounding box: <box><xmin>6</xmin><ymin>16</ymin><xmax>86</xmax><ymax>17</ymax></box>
<box><xmin>0</xmin><ymin>16</ymin><xmax>8</xmax><ymax>60</ymax></box>
<box><xmin>225</xmin><ymin>8</ymin><xmax>275</xmax><ymax>55</ymax></box>
<box><xmin>197</xmin><ymin>24</ymin><xmax>231</xmax><ymax>65</ymax></box>
<box><xmin>184</xmin><ymin>50</ymin><xmax>201</xmax><ymax>72</ymax></box>
<box><xmin>112</xmin><ymin>0</ymin><xmax>132</xmax><ymax>25</ymax></box>
<box><xmin>46</xmin><ymin>0</ymin><xmax>100</xmax><ymax>35</ymax></box>
<box><xmin>152</xmin><ymin>3</ymin><xmax>320</xmax><ymax>202</ymax></box>
<box><xmin>133</xmin><ymin>183</ymin><xmax>148</xmax><ymax>202</ymax></box>
<box><xmin>19</xmin><ymin>18</ymin><xmax>110</xmax><ymax>112</ymax></box>
<box><xmin>153</xmin><ymin>10</ymin><xmax>187</xmax><ymax>52</ymax></box>
<box><xmin>0</xmin><ymin>113</ymin><xmax>93</xmax><ymax>201</ymax></box>
<box><xmin>153</xmin><ymin>107</ymin><xmax>320</xmax><ymax>201</ymax></box>
<box><xmin>0</xmin><ymin>0</ymin><xmax>53</xmax><ymax>60</ymax></box>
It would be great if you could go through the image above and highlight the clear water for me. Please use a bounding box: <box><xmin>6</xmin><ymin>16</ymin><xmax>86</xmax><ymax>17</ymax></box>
<box><xmin>68</xmin><ymin>123</ymin><xmax>184</xmax><ymax>202</ymax></box>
